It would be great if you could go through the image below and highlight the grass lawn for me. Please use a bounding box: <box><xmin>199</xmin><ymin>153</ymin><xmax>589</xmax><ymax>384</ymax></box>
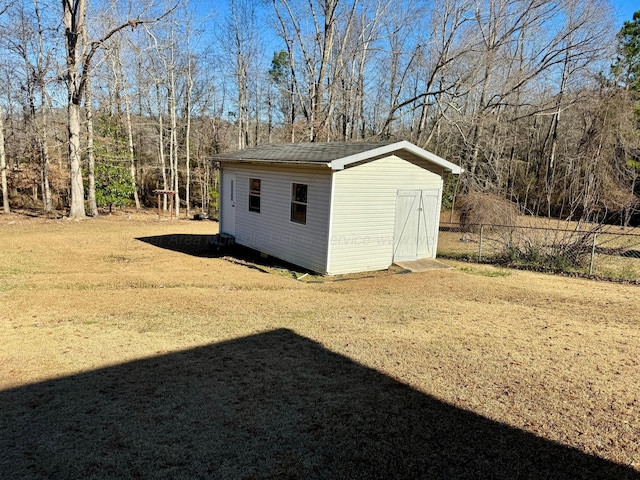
<box><xmin>1</xmin><ymin>211</ymin><xmax>639</xmax><ymax>479</ymax></box>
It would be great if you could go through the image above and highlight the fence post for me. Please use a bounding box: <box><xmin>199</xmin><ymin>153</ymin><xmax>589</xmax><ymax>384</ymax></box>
<box><xmin>478</xmin><ymin>225</ymin><xmax>484</xmax><ymax>261</ymax></box>
<box><xmin>589</xmin><ymin>233</ymin><xmax>598</xmax><ymax>275</ymax></box>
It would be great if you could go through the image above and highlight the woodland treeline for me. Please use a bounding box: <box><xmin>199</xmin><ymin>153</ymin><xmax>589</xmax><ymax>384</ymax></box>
<box><xmin>0</xmin><ymin>0</ymin><xmax>639</xmax><ymax>223</ymax></box>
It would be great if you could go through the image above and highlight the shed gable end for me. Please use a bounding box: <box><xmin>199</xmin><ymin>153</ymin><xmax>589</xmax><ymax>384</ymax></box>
<box><xmin>327</xmin><ymin>155</ymin><xmax>442</xmax><ymax>275</ymax></box>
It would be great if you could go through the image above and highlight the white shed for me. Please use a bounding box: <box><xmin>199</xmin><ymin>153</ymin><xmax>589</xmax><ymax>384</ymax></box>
<box><xmin>212</xmin><ymin>141</ymin><xmax>462</xmax><ymax>275</ymax></box>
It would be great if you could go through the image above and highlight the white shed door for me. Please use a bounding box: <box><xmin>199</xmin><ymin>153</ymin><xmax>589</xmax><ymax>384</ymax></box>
<box><xmin>222</xmin><ymin>172</ymin><xmax>236</xmax><ymax>235</ymax></box>
<box><xmin>393</xmin><ymin>189</ymin><xmax>439</xmax><ymax>262</ymax></box>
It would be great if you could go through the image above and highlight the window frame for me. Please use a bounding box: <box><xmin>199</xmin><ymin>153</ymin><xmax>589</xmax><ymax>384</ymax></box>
<box><xmin>248</xmin><ymin>178</ymin><xmax>261</xmax><ymax>213</ymax></box>
<box><xmin>290</xmin><ymin>182</ymin><xmax>308</xmax><ymax>225</ymax></box>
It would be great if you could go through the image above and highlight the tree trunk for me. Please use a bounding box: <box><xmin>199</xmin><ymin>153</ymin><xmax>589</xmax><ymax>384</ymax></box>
<box><xmin>156</xmin><ymin>83</ymin><xmax>169</xmax><ymax>210</ymax></box>
<box><xmin>84</xmin><ymin>66</ymin><xmax>98</xmax><ymax>216</ymax></box>
<box><xmin>67</xmin><ymin>101</ymin><xmax>86</xmax><ymax>217</ymax></box>
<box><xmin>185</xmin><ymin>58</ymin><xmax>193</xmax><ymax>217</ymax></box>
<box><xmin>169</xmin><ymin>60</ymin><xmax>179</xmax><ymax>218</ymax></box>
<box><xmin>0</xmin><ymin>104</ymin><xmax>9</xmax><ymax>214</ymax></box>
<box><xmin>117</xmin><ymin>53</ymin><xmax>141</xmax><ymax>211</ymax></box>
<box><xmin>35</xmin><ymin>0</ymin><xmax>52</xmax><ymax>213</ymax></box>
<box><xmin>40</xmin><ymin>94</ymin><xmax>53</xmax><ymax>214</ymax></box>
<box><xmin>125</xmin><ymin>98</ymin><xmax>141</xmax><ymax>211</ymax></box>
<box><xmin>544</xmin><ymin>51</ymin><xmax>570</xmax><ymax>218</ymax></box>
<box><xmin>63</xmin><ymin>0</ymin><xmax>87</xmax><ymax>218</ymax></box>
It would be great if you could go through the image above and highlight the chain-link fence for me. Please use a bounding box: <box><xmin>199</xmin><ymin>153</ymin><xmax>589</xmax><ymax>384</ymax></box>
<box><xmin>438</xmin><ymin>223</ymin><xmax>640</xmax><ymax>282</ymax></box>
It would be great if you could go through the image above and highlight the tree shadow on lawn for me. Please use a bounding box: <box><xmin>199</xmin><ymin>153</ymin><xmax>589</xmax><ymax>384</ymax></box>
<box><xmin>1</xmin><ymin>329</ymin><xmax>637</xmax><ymax>480</ymax></box>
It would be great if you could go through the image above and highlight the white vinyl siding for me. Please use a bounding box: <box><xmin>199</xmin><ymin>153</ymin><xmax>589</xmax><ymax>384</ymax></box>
<box><xmin>327</xmin><ymin>155</ymin><xmax>442</xmax><ymax>275</ymax></box>
<box><xmin>225</xmin><ymin>163</ymin><xmax>332</xmax><ymax>273</ymax></box>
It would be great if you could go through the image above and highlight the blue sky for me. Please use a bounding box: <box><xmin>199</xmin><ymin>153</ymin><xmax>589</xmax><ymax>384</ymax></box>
<box><xmin>612</xmin><ymin>0</ymin><xmax>638</xmax><ymax>26</ymax></box>
<box><xmin>203</xmin><ymin>1</ymin><xmax>638</xmax><ymax>27</ymax></box>
<box><xmin>204</xmin><ymin>1</ymin><xmax>638</xmax><ymax>31</ymax></box>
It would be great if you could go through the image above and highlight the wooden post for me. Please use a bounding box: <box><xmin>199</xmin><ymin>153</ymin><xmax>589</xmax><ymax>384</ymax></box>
<box><xmin>154</xmin><ymin>190</ymin><xmax>176</xmax><ymax>221</ymax></box>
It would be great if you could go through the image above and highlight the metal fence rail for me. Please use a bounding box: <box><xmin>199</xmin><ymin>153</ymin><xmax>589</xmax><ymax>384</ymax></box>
<box><xmin>438</xmin><ymin>223</ymin><xmax>640</xmax><ymax>282</ymax></box>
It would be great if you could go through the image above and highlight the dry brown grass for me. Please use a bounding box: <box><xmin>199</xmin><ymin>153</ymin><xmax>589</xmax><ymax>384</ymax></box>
<box><xmin>1</xmin><ymin>210</ymin><xmax>639</xmax><ymax>479</ymax></box>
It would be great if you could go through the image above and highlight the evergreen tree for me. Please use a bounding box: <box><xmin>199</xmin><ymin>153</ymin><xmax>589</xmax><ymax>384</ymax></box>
<box><xmin>94</xmin><ymin>162</ymin><xmax>135</xmax><ymax>213</ymax></box>
<box><xmin>613</xmin><ymin>10</ymin><xmax>640</xmax><ymax>92</ymax></box>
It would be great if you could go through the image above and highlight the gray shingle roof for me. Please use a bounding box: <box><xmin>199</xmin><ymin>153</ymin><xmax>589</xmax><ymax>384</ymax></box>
<box><xmin>210</xmin><ymin>141</ymin><xmax>463</xmax><ymax>174</ymax></box>
<box><xmin>211</xmin><ymin>142</ymin><xmax>397</xmax><ymax>163</ymax></box>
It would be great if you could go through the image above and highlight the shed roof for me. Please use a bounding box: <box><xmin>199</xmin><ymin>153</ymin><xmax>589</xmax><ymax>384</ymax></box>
<box><xmin>211</xmin><ymin>141</ymin><xmax>462</xmax><ymax>174</ymax></box>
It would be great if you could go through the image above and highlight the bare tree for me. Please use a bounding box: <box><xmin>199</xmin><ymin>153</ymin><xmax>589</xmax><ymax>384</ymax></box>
<box><xmin>0</xmin><ymin>2</ymin><xmax>8</xmax><ymax>213</ymax></box>
<box><xmin>222</xmin><ymin>0</ymin><xmax>261</xmax><ymax>148</ymax></box>
<box><xmin>139</xmin><ymin>27</ymin><xmax>171</xmax><ymax>209</ymax></box>
<box><xmin>0</xmin><ymin>102</ymin><xmax>8</xmax><ymax>213</ymax></box>
<box><xmin>82</xmin><ymin>5</ymin><xmax>98</xmax><ymax>216</ymax></box>
<box><xmin>184</xmin><ymin>51</ymin><xmax>194</xmax><ymax>216</ymax></box>
<box><xmin>272</xmin><ymin>0</ymin><xmax>350</xmax><ymax>141</ymax></box>
<box><xmin>168</xmin><ymin>17</ymin><xmax>179</xmax><ymax>217</ymax></box>
<box><xmin>62</xmin><ymin>0</ymin><xmax>89</xmax><ymax>217</ymax></box>
<box><xmin>1</xmin><ymin>1</ymin><xmax>57</xmax><ymax>212</ymax></box>
<box><xmin>61</xmin><ymin>0</ymin><xmax>171</xmax><ymax>218</ymax></box>
<box><xmin>33</xmin><ymin>0</ymin><xmax>53</xmax><ymax>213</ymax></box>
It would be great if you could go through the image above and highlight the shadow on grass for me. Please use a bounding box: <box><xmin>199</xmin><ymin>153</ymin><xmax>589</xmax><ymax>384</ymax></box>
<box><xmin>136</xmin><ymin>234</ymin><xmax>315</xmax><ymax>275</ymax></box>
<box><xmin>137</xmin><ymin>234</ymin><xmax>222</xmax><ymax>258</ymax></box>
<box><xmin>1</xmin><ymin>329</ymin><xmax>637</xmax><ymax>479</ymax></box>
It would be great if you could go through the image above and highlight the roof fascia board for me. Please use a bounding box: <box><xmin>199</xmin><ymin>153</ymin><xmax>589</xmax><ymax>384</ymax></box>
<box><xmin>331</xmin><ymin>140</ymin><xmax>463</xmax><ymax>174</ymax></box>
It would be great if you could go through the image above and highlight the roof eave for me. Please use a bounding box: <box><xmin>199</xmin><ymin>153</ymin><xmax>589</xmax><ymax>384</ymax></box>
<box><xmin>214</xmin><ymin>157</ymin><xmax>332</xmax><ymax>169</ymax></box>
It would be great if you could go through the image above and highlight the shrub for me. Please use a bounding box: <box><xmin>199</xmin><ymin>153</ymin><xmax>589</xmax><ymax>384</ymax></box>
<box><xmin>495</xmin><ymin>229</ymin><xmax>593</xmax><ymax>273</ymax></box>
<box><xmin>458</xmin><ymin>193</ymin><xmax>518</xmax><ymax>232</ymax></box>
